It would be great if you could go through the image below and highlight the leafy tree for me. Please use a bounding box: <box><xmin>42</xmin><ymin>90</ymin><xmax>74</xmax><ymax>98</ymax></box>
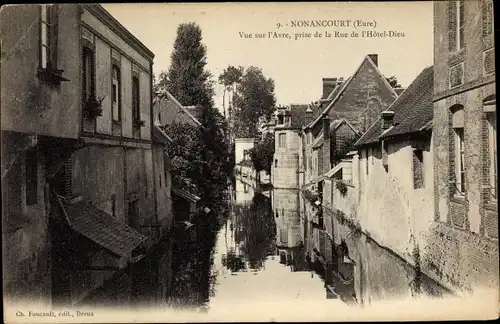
<box><xmin>385</xmin><ymin>75</ymin><xmax>402</xmax><ymax>89</ymax></box>
<box><xmin>249</xmin><ymin>133</ymin><xmax>275</xmax><ymax>175</ymax></box>
<box><xmin>219</xmin><ymin>66</ymin><xmax>276</xmax><ymax>138</ymax></box>
<box><xmin>218</xmin><ymin>65</ymin><xmax>243</xmax><ymax>119</ymax></box>
<box><xmin>159</xmin><ymin>22</ymin><xmax>231</xmax><ymax>207</ymax></box>
<box><xmin>162</xmin><ymin>123</ymin><xmax>204</xmax><ymax>196</ymax></box>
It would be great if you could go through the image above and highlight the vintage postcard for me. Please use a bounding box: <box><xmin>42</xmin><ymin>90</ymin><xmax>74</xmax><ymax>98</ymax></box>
<box><xmin>1</xmin><ymin>1</ymin><xmax>498</xmax><ymax>322</ymax></box>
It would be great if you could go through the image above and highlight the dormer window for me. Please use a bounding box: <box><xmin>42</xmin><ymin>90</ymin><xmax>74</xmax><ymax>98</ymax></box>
<box><xmin>278</xmin><ymin>115</ymin><xmax>284</xmax><ymax>125</ymax></box>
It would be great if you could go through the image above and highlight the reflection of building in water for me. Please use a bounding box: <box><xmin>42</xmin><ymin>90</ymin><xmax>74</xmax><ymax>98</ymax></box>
<box><xmin>272</xmin><ymin>189</ymin><xmax>308</xmax><ymax>272</ymax></box>
<box><xmin>272</xmin><ymin>189</ymin><xmax>301</xmax><ymax>247</ymax></box>
<box><xmin>234</xmin><ymin>179</ymin><xmax>254</xmax><ymax>205</ymax></box>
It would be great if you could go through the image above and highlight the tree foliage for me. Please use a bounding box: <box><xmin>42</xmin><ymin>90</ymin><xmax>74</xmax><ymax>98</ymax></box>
<box><xmin>218</xmin><ymin>66</ymin><xmax>243</xmax><ymax>88</ymax></box>
<box><xmin>162</xmin><ymin>123</ymin><xmax>204</xmax><ymax>196</ymax></box>
<box><xmin>386</xmin><ymin>75</ymin><xmax>402</xmax><ymax>89</ymax></box>
<box><xmin>219</xmin><ymin>66</ymin><xmax>276</xmax><ymax>138</ymax></box>
<box><xmin>157</xmin><ymin>22</ymin><xmax>231</xmax><ymax>206</ymax></box>
<box><xmin>249</xmin><ymin>133</ymin><xmax>275</xmax><ymax>175</ymax></box>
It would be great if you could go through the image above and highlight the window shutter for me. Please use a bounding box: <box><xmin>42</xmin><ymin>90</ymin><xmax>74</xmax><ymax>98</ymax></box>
<box><xmin>448</xmin><ymin>1</ymin><xmax>457</xmax><ymax>52</ymax></box>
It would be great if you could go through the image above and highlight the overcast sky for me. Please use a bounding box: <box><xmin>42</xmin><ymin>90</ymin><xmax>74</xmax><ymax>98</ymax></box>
<box><xmin>103</xmin><ymin>2</ymin><xmax>434</xmax><ymax>111</ymax></box>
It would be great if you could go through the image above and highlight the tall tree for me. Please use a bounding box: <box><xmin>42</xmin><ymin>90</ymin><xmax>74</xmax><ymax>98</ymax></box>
<box><xmin>160</xmin><ymin>22</ymin><xmax>231</xmax><ymax>207</ymax></box>
<box><xmin>232</xmin><ymin>66</ymin><xmax>276</xmax><ymax>137</ymax></box>
<box><xmin>218</xmin><ymin>65</ymin><xmax>243</xmax><ymax>118</ymax></box>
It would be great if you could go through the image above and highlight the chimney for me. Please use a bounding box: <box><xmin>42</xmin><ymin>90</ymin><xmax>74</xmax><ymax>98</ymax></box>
<box><xmin>381</xmin><ymin>110</ymin><xmax>395</xmax><ymax>130</ymax></box>
<box><xmin>323</xmin><ymin>117</ymin><xmax>331</xmax><ymax>172</ymax></box>
<box><xmin>305</xmin><ymin>105</ymin><xmax>314</xmax><ymax>125</ymax></box>
<box><xmin>322</xmin><ymin>78</ymin><xmax>338</xmax><ymax>99</ymax></box>
<box><xmin>368</xmin><ymin>54</ymin><xmax>378</xmax><ymax>67</ymax></box>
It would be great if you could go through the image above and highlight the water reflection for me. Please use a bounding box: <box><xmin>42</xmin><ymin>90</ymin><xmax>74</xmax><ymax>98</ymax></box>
<box><xmin>79</xmin><ymin>179</ymin><xmax>450</xmax><ymax>312</ymax></box>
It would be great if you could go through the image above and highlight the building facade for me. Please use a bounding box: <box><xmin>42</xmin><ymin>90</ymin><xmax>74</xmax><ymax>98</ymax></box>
<box><xmin>234</xmin><ymin>138</ymin><xmax>259</xmax><ymax>166</ymax></box>
<box><xmin>429</xmin><ymin>0</ymin><xmax>497</xmax><ymax>293</ymax></box>
<box><xmin>1</xmin><ymin>3</ymin><xmax>160</xmax><ymax>307</ymax></box>
<box><xmin>301</xmin><ymin>55</ymin><xmax>397</xmax><ymax>188</ymax></box>
<box><xmin>272</xmin><ymin>105</ymin><xmax>309</xmax><ymax>189</ymax></box>
<box><xmin>1</xmin><ymin>4</ymin><xmax>84</xmax><ymax>306</ymax></box>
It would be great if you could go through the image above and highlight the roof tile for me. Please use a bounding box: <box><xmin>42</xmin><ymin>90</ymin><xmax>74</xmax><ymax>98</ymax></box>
<box><xmin>356</xmin><ymin>66</ymin><xmax>434</xmax><ymax>146</ymax></box>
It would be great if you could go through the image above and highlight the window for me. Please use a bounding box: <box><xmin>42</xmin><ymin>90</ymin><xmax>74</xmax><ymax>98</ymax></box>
<box><xmin>454</xmin><ymin>127</ymin><xmax>465</xmax><ymax>194</ymax></box>
<box><xmin>413</xmin><ymin>149</ymin><xmax>424</xmax><ymax>189</ymax></box>
<box><xmin>365</xmin><ymin>149</ymin><xmax>369</xmax><ymax>175</ymax></box>
<box><xmin>278</xmin><ymin>133</ymin><xmax>286</xmax><ymax>148</ymax></box>
<box><xmin>458</xmin><ymin>0</ymin><xmax>465</xmax><ymax>50</ymax></box>
<box><xmin>308</xmin><ymin>156</ymin><xmax>312</xmax><ymax>172</ymax></box>
<box><xmin>82</xmin><ymin>47</ymin><xmax>95</xmax><ymax>101</ymax></box>
<box><xmin>482</xmin><ymin>0</ymin><xmax>494</xmax><ymax>38</ymax></box>
<box><xmin>112</xmin><ymin>65</ymin><xmax>121</xmax><ymax>122</ymax></box>
<box><xmin>111</xmin><ymin>194</ymin><xmax>116</xmax><ymax>217</ymax></box>
<box><xmin>280</xmin><ymin>229</ymin><xmax>288</xmax><ymax>244</ymax></box>
<box><xmin>132</xmin><ymin>76</ymin><xmax>140</xmax><ymax>122</ymax></box>
<box><xmin>40</xmin><ymin>5</ymin><xmax>57</xmax><ymax>69</ymax></box>
<box><xmin>278</xmin><ymin>115</ymin><xmax>284</xmax><ymax>125</ymax></box>
<box><xmin>448</xmin><ymin>0</ymin><xmax>465</xmax><ymax>52</ymax></box>
<box><xmin>25</xmin><ymin>149</ymin><xmax>38</xmax><ymax>206</ymax></box>
<box><xmin>487</xmin><ymin>112</ymin><xmax>497</xmax><ymax>200</ymax></box>
<box><xmin>275</xmin><ymin>159</ymin><xmax>278</xmax><ymax>168</ymax></box>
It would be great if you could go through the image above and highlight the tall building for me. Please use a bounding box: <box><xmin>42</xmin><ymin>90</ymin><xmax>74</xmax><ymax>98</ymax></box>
<box><xmin>1</xmin><ymin>4</ymin><xmax>160</xmax><ymax>306</ymax></box>
<box><xmin>429</xmin><ymin>0</ymin><xmax>497</xmax><ymax>292</ymax></box>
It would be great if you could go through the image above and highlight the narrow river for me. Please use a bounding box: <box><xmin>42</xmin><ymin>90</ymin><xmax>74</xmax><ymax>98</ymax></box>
<box><xmin>80</xmin><ymin>178</ymin><xmax>450</xmax><ymax>316</ymax></box>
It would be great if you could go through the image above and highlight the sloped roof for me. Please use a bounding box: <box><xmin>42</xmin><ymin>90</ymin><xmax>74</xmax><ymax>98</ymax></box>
<box><xmin>311</xmin><ymin>119</ymin><xmax>360</xmax><ymax>149</ymax></box>
<box><xmin>184</xmin><ymin>105</ymin><xmax>202</xmax><ymax>120</ymax></box>
<box><xmin>152</xmin><ymin>124</ymin><xmax>173</xmax><ymax>144</ymax></box>
<box><xmin>355</xmin><ymin>66</ymin><xmax>434</xmax><ymax>147</ymax></box>
<box><xmin>154</xmin><ymin>91</ymin><xmax>202</xmax><ymax>126</ymax></box>
<box><xmin>306</xmin><ymin>55</ymin><xmax>398</xmax><ymax>129</ymax></box>
<box><xmin>62</xmin><ymin>199</ymin><xmax>147</xmax><ymax>257</ymax></box>
<box><xmin>395</xmin><ymin>88</ymin><xmax>406</xmax><ymax>95</ymax></box>
<box><xmin>290</xmin><ymin>104</ymin><xmax>310</xmax><ymax>128</ymax></box>
<box><xmin>172</xmin><ymin>187</ymin><xmax>201</xmax><ymax>203</ymax></box>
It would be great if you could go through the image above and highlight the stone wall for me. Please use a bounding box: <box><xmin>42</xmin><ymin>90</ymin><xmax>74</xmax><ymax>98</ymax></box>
<box><xmin>273</xmin><ymin>130</ymin><xmax>301</xmax><ymax>189</ymax></box>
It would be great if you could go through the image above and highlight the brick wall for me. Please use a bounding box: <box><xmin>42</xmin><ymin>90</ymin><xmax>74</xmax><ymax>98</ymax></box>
<box><xmin>324</xmin><ymin>58</ymin><xmax>397</xmax><ymax>133</ymax></box>
<box><xmin>431</xmin><ymin>0</ymin><xmax>497</xmax><ymax>294</ymax></box>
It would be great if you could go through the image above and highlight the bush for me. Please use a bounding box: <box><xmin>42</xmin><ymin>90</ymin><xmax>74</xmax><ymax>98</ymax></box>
<box><xmin>335</xmin><ymin>181</ymin><xmax>348</xmax><ymax>196</ymax></box>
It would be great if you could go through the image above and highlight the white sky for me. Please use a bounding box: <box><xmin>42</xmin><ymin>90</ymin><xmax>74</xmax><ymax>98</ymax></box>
<box><xmin>103</xmin><ymin>2</ymin><xmax>434</xmax><ymax>112</ymax></box>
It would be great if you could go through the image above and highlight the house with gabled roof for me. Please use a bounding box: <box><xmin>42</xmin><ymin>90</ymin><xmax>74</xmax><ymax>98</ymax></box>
<box><xmin>300</xmin><ymin>54</ymin><xmax>398</xmax><ymax>190</ymax></box>
<box><xmin>305</xmin><ymin>54</ymin><xmax>399</xmax><ymax>135</ymax></box>
<box><xmin>321</xmin><ymin>66</ymin><xmax>435</xmax><ymax>281</ymax></box>
<box><xmin>305</xmin><ymin>118</ymin><xmax>360</xmax><ymax>186</ymax></box>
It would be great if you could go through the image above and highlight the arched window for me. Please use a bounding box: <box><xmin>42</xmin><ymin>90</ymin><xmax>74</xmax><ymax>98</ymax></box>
<box><xmin>450</xmin><ymin>105</ymin><xmax>465</xmax><ymax>194</ymax></box>
<box><xmin>112</xmin><ymin>65</ymin><xmax>121</xmax><ymax>122</ymax></box>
